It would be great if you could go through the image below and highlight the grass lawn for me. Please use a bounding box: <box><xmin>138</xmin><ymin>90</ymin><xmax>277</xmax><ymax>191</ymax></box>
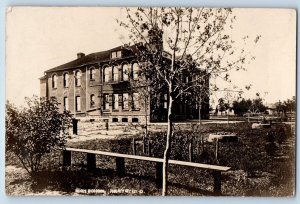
<box><xmin>5</xmin><ymin>122</ymin><xmax>295</xmax><ymax>196</ymax></box>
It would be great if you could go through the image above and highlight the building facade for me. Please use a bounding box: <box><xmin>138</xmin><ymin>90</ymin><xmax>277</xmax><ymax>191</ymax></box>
<box><xmin>40</xmin><ymin>45</ymin><xmax>209</xmax><ymax>123</ymax></box>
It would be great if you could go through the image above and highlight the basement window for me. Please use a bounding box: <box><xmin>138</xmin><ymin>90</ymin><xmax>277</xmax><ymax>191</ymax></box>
<box><xmin>122</xmin><ymin>118</ymin><xmax>128</xmax><ymax>122</ymax></box>
<box><xmin>132</xmin><ymin>118</ymin><xmax>139</xmax><ymax>123</ymax></box>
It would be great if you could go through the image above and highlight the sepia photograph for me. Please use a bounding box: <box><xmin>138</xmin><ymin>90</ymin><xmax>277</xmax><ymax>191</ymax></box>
<box><xmin>5</xmin><ymin>7</ymin><xmax>296</xmax><ymax>196</ymax></box>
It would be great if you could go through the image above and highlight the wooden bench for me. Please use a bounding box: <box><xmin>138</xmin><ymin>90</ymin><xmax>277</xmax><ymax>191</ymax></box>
<box><xmin>62</xmin><ymin>147</ymin><xmax>231</xmax><ymax>195</ymax></box>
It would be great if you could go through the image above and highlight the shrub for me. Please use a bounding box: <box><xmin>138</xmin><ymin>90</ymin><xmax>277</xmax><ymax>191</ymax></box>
<box><xmin>6</xmin><ymin>96</ymin><xmax>72</xmax><ymax>177</ymax></box>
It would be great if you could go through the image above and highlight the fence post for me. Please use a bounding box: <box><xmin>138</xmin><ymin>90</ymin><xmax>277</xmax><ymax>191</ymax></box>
<box><xmin>87</xmin><ymin>153</ymin><xmax>96</xmax><ymax>170</ymax></box>
<box><xmin>156</xmin><ymin>162</ymin><xmax>163</xmax><ymax>188</ymax></box>
<box><xmin>63</xmin><ymin>150</ymin><xmax>71</xmax><ymax>166</ymax></box>
<box><xmin>215</xmin><ymin>139</ymin><xmax>219</xmax><ymax>164</ymax></box>
<box><xmin>148</xmin><ymin>140</ymin><xmax>151</xmax><ymax>157</ymax></box>
<box><xmin>132</xmin><ymin>138</ymin><xmax>136</xmax><ymax>155</ymax></box>
<box><xmin>116</xmin><ymin>157</ymin><xmax>125</xmax><ymax>176</ymax></box>
<box><xmin>189</xmin><ymin>142</ymin><xmax>193</xmax><ymax>162</ymax></box>
<box><xmin>213</xmin><ymin>171</ymin><xmax>222</xmax><ymax>195</ymax></box>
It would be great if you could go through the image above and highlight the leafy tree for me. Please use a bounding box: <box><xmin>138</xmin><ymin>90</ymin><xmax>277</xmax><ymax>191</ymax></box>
<box><xmin>249</xmin><ymin>97</ymin><xmax>267</xmax><ymax>114</ymax></box>
<box><xmin>232</xmin><ymin>98</ymin><xmax>252</xmax><ymax>116</ymax></box>
<box><xmin>274</xmin><ymin>97</ymin><xmax>295</xmax><ymax>118</ymax></box>
<box><xmin>283</xmin><ymin>96</ymin><xmax>296</xmax><ymax>113</ymax></box>
<box><xmin>6</xmin><ymin>96</ymin><xmax>72</xmax><ymax>177</ymax></box>
<box><xmin>119</xmin><ymin>7</ymin><xmax>259</xmax><ymax>195</ymax></box>
<box><xmin>217</xmin><ymin>97</ymin><xmax>230</xmax><ymax>115</ymax></box>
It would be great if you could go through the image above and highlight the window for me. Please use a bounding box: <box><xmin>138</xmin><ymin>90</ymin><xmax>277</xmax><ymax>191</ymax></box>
<box><xmin>122</xmin><ymin>118</ymin><xmax>128</xmax><ymax>122</ymax></box>
<box><xmin>63</xmin><ymin>97</ymin><xmax>69</xmax><ymax>111</ymax></box>
<box><xmin>75</xmin><ymin>71</ymin><xmax>81</xmax><ymax>86</ymax></box>
<box><xmin>122</xmin><ymin>93</ymin><xmax>129</xmax><ymax>109</ymax></box>
<box><xmin>52</xmin><ymin>74</ymin><xmax>58</xmax><ymax>88</ymax></box>
<box><xmin>113</xmin><ymin>66</ymin><xmax>118</xmax><ymax>82</ymax></box>
<box><xmin>63</xmin><ymin>73</ymin><xmax>69</xmax><ymax>88</ymax></box>
<box><xmin>111</xmin><ymin>52</ymin><xmax>117</xmax><ymax>59</ymax></box>
<box><xmin>104</xmin><ymin>94</ymin><xmax>110</xmax><ymax>110</ymax></box>
<box><xmin>76</xmin><ymin>96</ymin><xmax>81</xmax><ymax>111</ymax></box>
<box><xmin>90</xmin><ymin>94</ymin><xmax>95</xmax><ymax>107</ymax></box>
<box><xmin>164</xmin><ymin>94</ymin><xmax>168</xmax><ymax>109</ymax></box>
<box><xmin>111</xmin><ymin>51</ymin><xmax>122</xmax><ymax>59</ymax></box>
<box><xmin>112</xmin><ymin>94</ymin><xmax>119</xmax><ymax>110</ymax></box>
<box><xmin>117</xmin><ymin>51</ymin><xmax>122</xmax><ymax>58</ymax></box>
<box><xmin>132</xmin><ymin>93</ymin><xmax>140</xmax><ymax>110</ymax></box>
<box><xmin>112</xmin><ymin>118</ymin><xmax>118</xmax><ymax>122</ymax></box>
<box><xmin>186</xmin><ymin>76</ymin><xmax>189</xmax><ymax>83</ymax></box>
<box><xmin>132</xmin><ymin>118</ymin><xmax>139</xmax><ymax>123</ymax></box>
<box><xmin>90</xmin><ymin>67</ymin><xmax>96</xmax><ymax>80</ymax></box>
<box><xmin>122</xmin><ymin>64</ymin><xmax>129</xmax><ymax>81</ymax></box>
<box><xmin>104</xmin><ymin>67</ymin><xmax>111</xmax><ymax>82</ymax></box>
<box><xmin>132</xmin><ymin>63</ymin><xmax>139</xmax><ymax>80</ymax></box>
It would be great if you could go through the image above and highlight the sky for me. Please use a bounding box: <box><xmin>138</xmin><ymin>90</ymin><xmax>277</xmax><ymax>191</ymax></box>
<box><xmin>6</xmin><ymin>7</ymin><xmax>296</xmax><ymax>106</ymax></box>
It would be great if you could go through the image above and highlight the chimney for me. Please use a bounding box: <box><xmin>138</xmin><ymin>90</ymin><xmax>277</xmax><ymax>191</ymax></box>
<box><xmin>77</xmin><ymin>52</ymin><xmax>85</xmax><ymax>59</ymax></box>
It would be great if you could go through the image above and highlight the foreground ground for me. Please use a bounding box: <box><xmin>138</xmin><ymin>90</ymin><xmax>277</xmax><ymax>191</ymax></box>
<box><xmin>5</xmin><ymin>121</ymin><xmax>295</xmax><ymax>196</ymax></box>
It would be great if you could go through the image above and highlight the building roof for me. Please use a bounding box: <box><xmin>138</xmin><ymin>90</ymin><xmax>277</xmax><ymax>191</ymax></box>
<box><xmin>39</xmin><ymin>75</ymin><xmax>47</xmax><ymax>80</ymax></box>
<box><xmin>44</xmin><ymin>45</ymin><xmax>137</xmax><ymax>73</ymax></box>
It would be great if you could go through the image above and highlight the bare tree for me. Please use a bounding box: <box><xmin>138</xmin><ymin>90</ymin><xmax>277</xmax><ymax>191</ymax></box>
<box><xmin>118</xmin><ymin>7</ymin><xmax>260</xmax><ymax>195</ymax></box>
<box><xmin>127</xmin><ymin>73</ymin><xmax>153</xmax><ymax>153</ymax></box>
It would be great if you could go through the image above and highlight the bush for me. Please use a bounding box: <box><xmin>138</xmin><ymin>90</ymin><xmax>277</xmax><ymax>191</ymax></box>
<box><xmin>109</xmin><ymin>138</ymin><xmax>132</xmax><ymax>154</ymax></box>
<box><xmin>6</xmin><ymin>96</ymin><xmax>72</xmax><ymax>177</ymax></box>
<box><xmin>147</xmin><ymin>130</ymin><xmax>214</xmax><ymax>162</ymax></box>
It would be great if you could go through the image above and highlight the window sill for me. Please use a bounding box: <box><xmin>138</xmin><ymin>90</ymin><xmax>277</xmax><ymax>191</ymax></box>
<box><xmin>112</xmin><ymin>109</ymin><xmax>119</xmax><ymax>112</ymax></box>
<box><xmin>90</xmin><ymin>79</ymin><xmax>95</xmax><ymax>81</ymax></box>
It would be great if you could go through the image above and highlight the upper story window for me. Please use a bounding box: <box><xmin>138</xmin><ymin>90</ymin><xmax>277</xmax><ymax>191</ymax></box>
<box><xmin>75</xmin><ymin>71</ymin><xmax>81</xmax><ymax>86</ymax></box>
<box><xmin>132</xmin><ymin>63</ymin><xmax>139</xmax><ymax>80</ymax></box>
<box><xmin>52</xmin><ymin>74</ymin><xmax>58</xmax><ymax>89</ymax></box>
<box><xmin>104</xmin><ymin>66</ymin><xmax>111</xmax><ymax>82</ymax></box>
<box><xmin>113</xmin><ymin>66</ymin><xmax>119</xmax><ymax>82</ymax></box>
<box><xmin>111</xmin><ymin>50</ymin><xmax>122</xmax><ymax>59</ymax></box>
<box><xmin>122</xmin><ymin>64</ymin><xmax>129</xmax><ymax>81</ymax></box>
<box><xmin>63</xmin><ymin>73</ymin><xmax>69</xmax><ymax>88</ymax></box>
<box><xmin>90</xmin><ymin>67</ymin><xmax>96</xmax><ymax>80</ymax></box>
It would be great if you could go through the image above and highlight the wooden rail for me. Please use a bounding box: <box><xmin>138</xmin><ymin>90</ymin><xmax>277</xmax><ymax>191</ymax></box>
<box><xmin>62</xmin><ymin>147</ymin><xmax>231</xmax><ymax>195</ymax></box>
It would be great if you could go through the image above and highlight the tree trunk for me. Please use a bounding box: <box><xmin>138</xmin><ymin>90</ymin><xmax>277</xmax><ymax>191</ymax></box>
<box><xmin>143</xmin><ymin>98</ymin><xmax>148</xmax><ymax>154</ymax></box>
<box><xmin>162</xmin><ymin>96</ymin><xmax>173</xmax><ymax>196</ymax></box>
<box><xmin>198</xmin><ymin>99</ymin><xmax>204</xmax><ymax>154</ymax></box>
